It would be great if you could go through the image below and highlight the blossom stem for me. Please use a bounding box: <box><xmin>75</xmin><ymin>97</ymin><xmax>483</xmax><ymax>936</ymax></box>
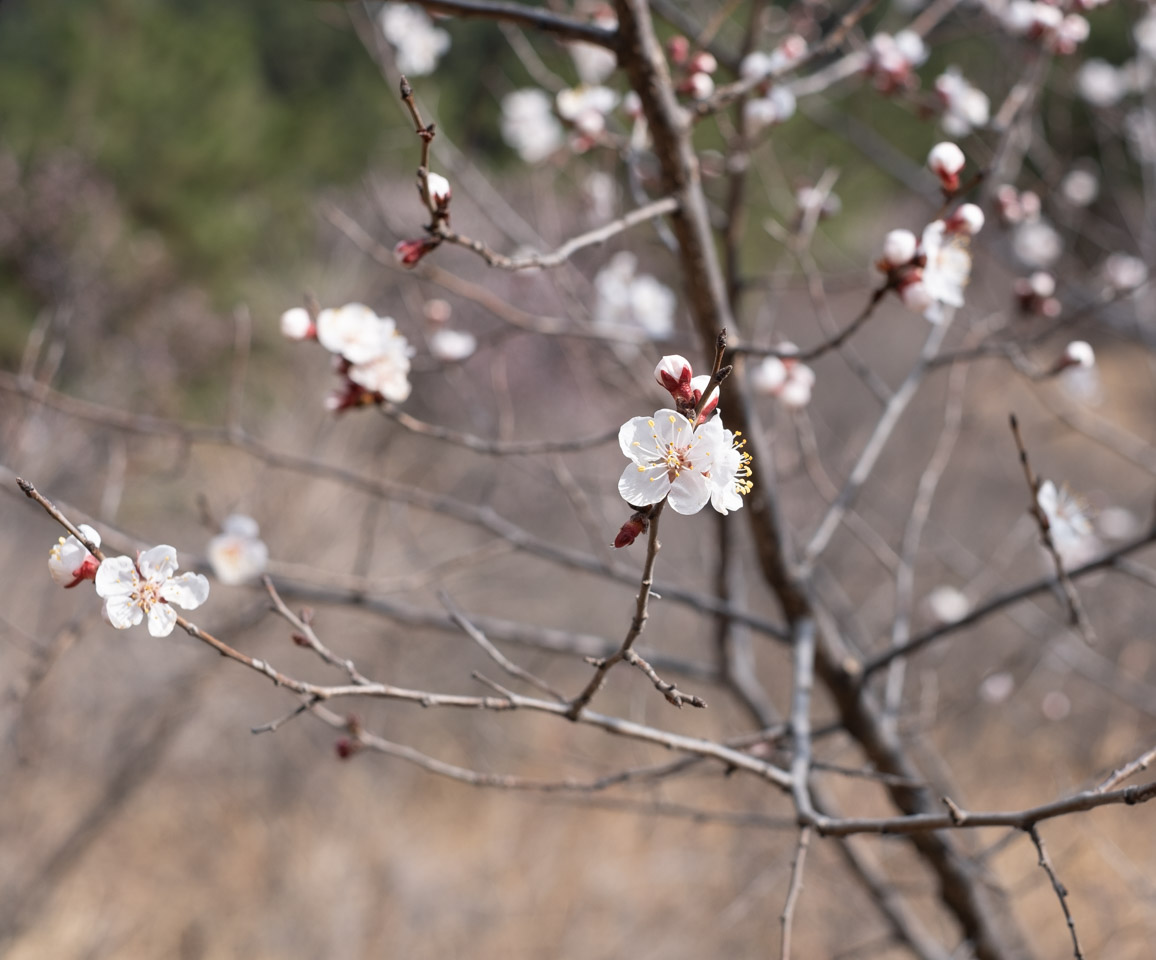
<box><xmin>566</xmin><ymin>498</ymin><xmax>667</xmax><ymax>719</ymax></box>
<box><xmin>17</xmin><ymin>478</ymin><xmax>105</xmax><ymax>562</ymax></box>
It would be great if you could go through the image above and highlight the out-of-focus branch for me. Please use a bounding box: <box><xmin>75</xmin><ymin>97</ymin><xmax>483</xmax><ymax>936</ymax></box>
<box><xmin>1028</xmin><ymin>826</ymin><xmax>1086</xmax><ymax>960</ymax></box>
<box><xmin>376</xmin><ymin>0</ymin><xmax>618</xmax><ymax>48</ymax></box>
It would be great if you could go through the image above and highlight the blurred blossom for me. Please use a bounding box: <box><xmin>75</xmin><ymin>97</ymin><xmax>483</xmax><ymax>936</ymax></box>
<box><xmin>1136</xmin><ymin>8</ymin><xmax>1156</xmax><ymax>60</ymax></box>
<box><xmin>867</xmin><ymin>31</ymin><xmax>927</xmax><ymax>92</ymax></box>
<box><xmin>919</xmin><ymin>220</ymin><xmax>972</xmax><ymax>322</ymax></box>
<box><xmin>925</xmin><ymin>585</ymin><xmax>970</xmax><ymax>623</ymax></box>
<box><xmin>1037</xmin><ymin>480</ymin><xmax>1096</xmax><ymax>564</ymax></box>
<box><xmin>583</xmin><ymin>171</ymin><xmax>617</xmax><ymax>222</ymax></box>
<box><xmin>979</xmin><ymin>672</ymin><xmax>1015</xmax><ymax>705</ymax></box>
<box><xmin>378</xmin><ymin>5</ymin><xmax>450</xmax><ymax>76</ymax></box>
<box><xmin>556</xmin><ymin>85</ymin><xmax>619</xmax><ymax>138</ymax></box>
<box><xmin>882</xmin><ymin>228</ymin><xmax>918</xmax><ymax>268</ymax></box>
<box><xmin>751</xmin><ymin>347</ymin><xmax>815</xmax><ymax>408</ymax></box>
<box><xmin>95</xmin><ymin>546</ymin><xmax>210</xmax><ymax>637</ymax></box>
<box><xmin>1125</xmin><ymin>107</ymin><xmax>1156</xmax><ymax>164</ymax></box>
<box><xmin>617</xmin><ymin>409</ymin><xmax>727</xmax><ymax>515</ymax></box>
<box><xmin>593</xmin><ymin>252</ymin><xmax>676</xmax><ymax>339</ymax></box>
<box><xmin>428</xmin><ymin>328</ymin><xmax>477</xmax><ymax>362</ymax></box>
<box><xmin>423</xmin><ymin>298</ymin><xmax>452</xmax><ymax>324</ymax></box>
<box><xmin>1060</xmin><ymin>166</ymin><xmax>1099</xmax><ymax>206</ymax></box>
<box><xmin>500</xmin><ymin>89</ymin><xmax>563</xmax><ymax>164</ymax></box>
<box><xmin>1076</xmin><ymin>59</ymin><xmax>1127</xmax><ymax>107</ymax></box>
<box><xmin>280</xmin><ymin>307</ymin><xmax>314</xmax><ymax>341</ymax></box>
<box><xmin>1102</xmin><ymin>252</ymin><xmax>1148</xmax><ymax>292</ymax></box>
<box><xmin>1041</xmin><ymin>690</ymin><xmax>1071</xmax><ymax>721</ymax></box>
<box><xmin>569</xmin><ymin>7</ymin><xmax>617</xmax><ymax>85</ymax></box>
<box><xmin>1098</xmin><ymin>506</ymin><xmax>1140</xmax><ymax>540</ymax></box>
<box><xmin>743</xmin><ymin>87</ymin><xmax>796</xmax><ymax>134</ymax></box>
<box><xmin>347</xmin><ymin>336</ymin><xmax>414</xmax><ymax>403</ymax></box>
<box><xmin>935</xmin><ymin>68</ymin><xmax>989</xmax><ymax>136</ymax></box>
<box><xmin>208</xmin><ymin>515</ymin><xmax>268</xmax><ymax>586</ymax></box>
<box><xmin>796</xmin><ymin>185</ymin><xmax>841</xmax><ymax>219</ymax></box>
<box><xmin>1012</xmin><ymin>220</ymin><xmax>1062</xmax><ymax>268</ymax></box>
<box><xmin>317</xmin><ymin>304</ymin><xmax>402</xmax><ymax>366</ymax></box>
<box><xmin>48</xmin><ymin>525</ymin><xmax>101</xmax><ymax>588</ymax></box>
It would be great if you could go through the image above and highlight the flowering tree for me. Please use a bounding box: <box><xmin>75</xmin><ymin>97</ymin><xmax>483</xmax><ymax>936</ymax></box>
<box><xmin>4</xmin><ymin>1</ymin><xmax>1156</xmax><ymax>958</ymax></box>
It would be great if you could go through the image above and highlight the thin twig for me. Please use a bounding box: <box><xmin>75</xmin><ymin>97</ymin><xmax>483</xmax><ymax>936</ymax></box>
<box><xmin>621</xmin><ymin>649</ymin><xmax>706</xmax><ymax>708</ymax></box>
<box><xmin>1028</xmin><ymin>826</ymin><xmax>1086</xmax><ymax>960</ymax></box>
<box><xmin>780</xmin><ymin>826</ymin><xmax>813</xmax><ymax>960</ymax></box>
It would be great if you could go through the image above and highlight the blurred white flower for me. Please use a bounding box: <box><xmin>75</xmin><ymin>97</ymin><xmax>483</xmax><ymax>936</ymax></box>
<box><xmin>500</xmin><ymin>89</ymin><xmax>564</xmax><ymax>164</ymax></box>
<box><xmin>1102</xmin><ymin>252</ymin><xmax>1148</xmax><ymax>292</ymax></box>
<box><xmin>751</xmin><ymin>347</ymin><xmax>815</xmax><ymax>408</ymax></box>
<box><xmin>1012</xmin><ymin>220</ymin><xmax>1062</xmax><ymax>268</ymax></box>
<box><xmin>1037</xmin><ymin>480</ymin><xmax>1094</xmax><ymax>563</ymax></box>
<box><xmin>95</xmin><ymin>546</ymin><xmax>210</xmax><ymax>637</ymax></box>
<box><xmin>935</xmin><ymin>69</ymin><xmax>989</xmax><ymax>136</ymax></box>
<box><xmin>868</xmin><ymin>30</ymin><xmax>927</xmax><ymax>91</ymax></box>
<box><xmin>556</xmin><ymin>84</ymin><xmax>619</xmax><ymax>137</ymax></box>
<box><xmin>379</xmin><ymin>5</ymin><xmax>451</xmax><ymax>76</ymax></box>
<box><xmin>618</xmin><ymin>409</ymin><xmax>727</xmax><ymax>515</ymax></box>
<box><xmin>280</xmin><ymin>307</ymin><xmax>314</xmax><ymax>341</ymax></box>
<box><xmin>1060</xmin><ymin>166</ymin><xmax>1099</xmax><ymax>206</ymax></box>
<box><xmin>1098</xmin><ymin>506</ymin><xmax>1140</xmax><ymax>540</ymax></box>
<box><xmin>1041</xmin><ymin>690</ymin><xmax>1071</xmax><ymax>721</ymax></box>
<box><xmin>979</xmin><ymin>672</ymin><xmax>1016</xmax><ymax>705</ymax></box>
<box><xmin>428</xmin><ymin>328</ymin><xmax>477</xmax><ymax>362</ymax></box>
<box><xmin>743</xmin><ymin>87</ymin><xmax>796</xmax><ymax>134</ymax></box>
<box><xmin>583</xmin><ymin>171</ymin><xmax>617</xmax><ymax>222</ymax></box>
<box><xmin>1137</xmin><ymin>9</ymin><xmax>1156</xmax><ymax>61</ymax></box>
<box><xmin>1076</xmin><ymin>59</ymin><xmax>1127</xmax><ymax>107</ymax></box>
<box><xmin>882</xmin><ymin>228</ymin><xmax>918</xmax><ymax>267</ymax></box>
<box><xmin>593</xmin><ymin>252</ymin><xmax>677</xmax><ymax>339</ymax></box>
<box><xmin>919</xmin><ymin>220</ymin><xmax>971</xmax><ymax>321</ymax></box>
<box><xmin>48</xmin><ymin>524</ymin><xmax>101</xmax><ymax>588</ymax></box>
<box><xmin>347</xmin><ymin>332</ymin><xmax>415</xmax><ymax>403</ymax></box>
<box><xmin>317</xmin><ymin>304</ymin><xmax>398</xmax><ymax>365</ymax></box>
<box><xmin>208</xmin><ymin>515</ymin><xmax>268</xmax><ymax>586</ymax></box>
<box><xmin>925</xmin><ymin>585</ymin><xmax>970</xmax><ymax>624</ymax></box>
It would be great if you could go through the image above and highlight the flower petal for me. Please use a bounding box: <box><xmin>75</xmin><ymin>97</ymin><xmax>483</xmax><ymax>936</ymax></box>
<box><xmin>618</xmin><ymin>463</ymin><xmax>671</xmax><ymax>507</ymax></box>
<box><xmin>104</xmin><ymin>593</ymin><xmax>143</xmax><ymax>630</ymax></box>
<box><xmin>146</xmin><ymin>602</ymin><xmax>178</xmax><ymax>638</ymax></box>
<box><xmin>138</xmin><ymin>545</ymin><xmax>179</xmax><ymax>582</ymax></box>
<box><xmin>666</xmin><ymin>469</ymin><xmax>711</xmax><ymax>515</ymax></box>
<box><xmin>161</xmin><ymin>572</ymin><xmax>211</xmax><ymax>610</ymax></box>
<box><xmin>95</xmin><ymin>556</ymin><xmax>138</xmax><ymax>599</ymax></box>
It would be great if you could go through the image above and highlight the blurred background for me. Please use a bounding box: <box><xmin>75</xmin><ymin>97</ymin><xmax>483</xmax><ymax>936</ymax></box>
<box><xmin>2</xmin><ymin>1</ymin><xmax>1155</xmax><ymax>957</ymax></box>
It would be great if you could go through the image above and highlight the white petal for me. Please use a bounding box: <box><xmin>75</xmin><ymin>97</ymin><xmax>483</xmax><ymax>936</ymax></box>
<box><xmin>222</xmin><ymin>514</ymin><xmax>260</xmax><ymax>538</ymax></box>
<box><xmin>619</xmin><ymin>414</ymin><xmax>659</xmax><ymax>461</ymax></box>
<box><xmin>666</xmin><ymin>469</ymin><xmax>711</xmax><ymax>515</ymax></box>
<box><xmin>139</xmin><ymin>545</ymin><xmax>179</xmax><ymax>582</ymax></box>
<box><xmin>161</xmin><ymin>572</ymin><xmax>211</xmax><ymax>610</ymax></box>
<box><xmin>77</xmin><ymin>525</ymin><xmax>101</xmax><ymax>548</ymax></box>
<box><xmin>147</xmin><ymin>602</ymin><xmax>178</xmax><ymax>637</ymax></box>
<box><xmin>619</xmin><ymin>463</ymin><xmax>671</xmax><ymax>506</ymax></box>
<box><xmin>104</xmin><ymin>593</ymin><xmax>143</xmax><ymax>630</ymax></box>
<box><xmin>95</xmin><ymin>556</ymin><xmax>138</xmax><ymax>599</ymax></box>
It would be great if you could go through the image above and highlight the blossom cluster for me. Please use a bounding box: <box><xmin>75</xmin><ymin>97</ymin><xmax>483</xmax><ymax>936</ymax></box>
<box><xmin>281</xmin><ymin>303</ymin><xmax>414</xmax><ymax>412</ymax></box>
<box><xmin>593</xmin><ymin>252</ymin><xmax>677</xmax><ymax>340</ymax></box>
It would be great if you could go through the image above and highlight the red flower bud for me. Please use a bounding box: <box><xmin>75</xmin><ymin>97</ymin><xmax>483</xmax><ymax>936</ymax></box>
<box><xmin>394</xmin><ymin>237</ymin><xmax>440</xmax><ymax>268</ymax></box>
<box><xmin>613</xmin><ymin>513</ymin><xmax>649</xmax><ymax>549</ymax></box>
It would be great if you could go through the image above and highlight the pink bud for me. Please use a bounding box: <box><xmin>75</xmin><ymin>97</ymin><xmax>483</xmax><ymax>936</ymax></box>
<box><xmin>681</xmin><ymin>72</ymin><xmax>715</xmax><ymax>100</ymax></box>
<box><xmin>946</xmin><ymin>203</ymin><xmax>985</xmax><ymax>235</ymax></box>
<box><xmin>882</xmin><ymin>229</ymin><xmax>918</xmax><ymax>267</ymax></box>
<box><xmin>613</xmin><ymin>514</ymin><xmax>648</xmax><ymax>549</ymax></box>
<box><xmin>690</xmin><ymin>373</ymin><xmax>719</xmax><ymax>423</ymax></box>
<box><xmin>689</xmin><ymin>51</ymin><xmax>718</xmax><ymax>75</ymax></box>
<box><xmin>335</xmin><ymin>738</ymin><xmax>361</xmax><ymax>760</ymax></box>
<box><xmin>394</xmin><ymin>237</ymin><xmax>439</xmax><ymax>268</ymax></box>
<box><xmin>280</xmin><ymin>307</ymin><xmax>316</xmax><ymax>341</ymax></box>
<box><xmin>426</xmin><ymin>172</ymin><xmax>452</xmax><ymax>210</ymax></box>
<box><xmin>668</xmin><ymin>35</ymin><xmax>690</xmax><ymax>65</ymax></box>
<box><xmin>928</xmin><ymin>142</ymin><xmax>966</xmax><ymax>191</ymax></box>
<box><xmin>900</xmin><ymin>279</ymin><xmax>934</xmax><ymax>314</ymax></box>
<box><xmin>654</xmin><ymin>355</ymin><xmax>694</xmax><ymax>399</ymax></box>
<box><xmin>1063</xmin><ymin>340</ymin><xmax>1094</xmax><ymax>368</ymax></box>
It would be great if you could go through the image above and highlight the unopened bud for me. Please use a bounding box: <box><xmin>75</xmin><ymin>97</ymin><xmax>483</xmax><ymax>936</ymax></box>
<box><xmin>280</xmin><ymin>307</ymin><xmax>315</xmax><ymax>341</ymax></box>
<box><xmin>335</xmin><ymin>737</ymin><xmax>361</xmax><ymax>760</ymax></box>
<box><xmin>394</xmin><ymin>237</ymin><xmax>440</xmax><ymax>268</ymax></box>
<box><xmin>900</xmin><ymin>279</ymin><xmax>934</xmax><ymax>314</ymax></box>
<box><xmin>668</xmin><ymin>35</ymin><xmax>690</xmax><ymax>65</ymax></box>
<box><xmin>655</xmin><ymin>355</ymin><xmax>694</xmax><ymax>399</ymax></box>
<box><xmin>928</xmin><ymin>141</ymin><xmax>966</xmax><ymax>191</ymax></box>
<box><xmin>1061</xmin><ymin>340</ymin><xmax>1095</xmax><ymax>369</ymax></box>
<box><xmin>681</xmin><ymin>72</ymin><xmax>715</xmax><ymax>100</ymax></box>
<box><xmin>613</xmin><ymin>512</ymin><xmax>649</xmax><ymax>549</ymax></box>
<box><xmin>426</xmin><ymin>172</ymin><xmax>452</xmax><ymax>211</ymax></box>
<box><xmin>882</xmin><ymin>229</ymin><xmax>918</xmax><ymax>268</ymax></box>
<box><xmin>690</xmin><ymin>373</ymin><xmax>720</xmax><ymax>422</ymax></box>
<box><xmin>689</xmin><ymin>51</ymin><xmax>718</xmax><ymax>75</ymax></box>
<box><xmin>946</xmin><ymin>203</ymin><xmax>985</xmax><ymax>235</ymax></box>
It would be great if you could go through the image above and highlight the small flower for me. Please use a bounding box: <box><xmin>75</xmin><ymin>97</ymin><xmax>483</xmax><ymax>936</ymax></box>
<box><xmin>927</xmin><ymin>141</ymin><xmax>966</xmax><ymax>191</ymax></box>
<box><xmin>500</xmin><ymin>89</ymin><xmax>564</xmax><ymax>164</ymax></box>
<box><xmin>48</xmin><ymin>524</ymin><xmax>101</xmax><ymax>588</ymax></box>
<box><xmin>1075</xmin><ymin>59</ymin><xmax>1127</xmax><ymax>108</ymax></box>
<box><xmin>316</xmin><ymin>304</ymin><xmax>399</xmax><ymax>366</ymax></box>
<box><xmin>945</xmin><ymin>203</ymin><xmax>984</xmax><ymax>236</ymax></box>
<box><xmin>689</xmin><ymin>51</ymin><xmax>717</xmax><ymax>75</ymax></box>
<box><xmin>1036</xmin><ymin>480</ymin><xmax>1093</xmax><ymax>554</ymax></box>
<box><xmin>681</xmin><ymin>71</ymin><xmax>715</xmax><ymax>100</ymax></box>
<box><xmin>208</xmin><ymin>515</ymin><xmax>269</xmax><ymax>586</ymax></box>
<box><xmin>556</xmin><ymin>85</ymin><xmax>620</xmax><ymax>139</ymax></box>
<box><xmin>569</xmin><ymin>7</ymin><xmax>618</xmax><ymax>85</ymax></box>
<box><xmin>280</xmin><ymin>307</ymin><xmax>315</xmax><ymax>341</ymax></box>
<box><xmin>867</xmin><ymin>30</ymin><xmax>927</xmax><ymax>92</ymax></box>
<box><xmin>95</xmin><ymin>546</ymin><xmax>210</xmax><ymax>637</ymax></box>
<box><xmin>707</xmin><ymin>429</ymin><xmax>753</xmax><ymax>515</ymax></box>
<box><xmin>1059</xmin><ymin>340</ymin><xmax>1095</xmax><ymax>371</ymax></box>
<box><xmin>1012</xmin><ymin>220</ymin><xmax>1062</xmax><ymax>268</ymax></box>
<box><xmin>751</xmin><ymin>347</ymin><xmax>815</xmax><ymax>408</ymax></box>
<box><xmin>618</xmin><ymin>410</ymin><xmax>727</xmax><ymax>515</ymax></box>
<box><xmin>347</xmin><ymin>334</ymin><xmax>414</xmax><ymax>403</ymax></box>
<box><xmin>1102</xmin><ymin>252</ymin><xmax>1148</xmax><ymax>292</ymax></box>
<box><xmin>743</xmin><ymin>87</ymin><xmax>796</xmax><ymax>134</ymax></box>
<box><xmin>378</xmin><ymin>5</ymin><xmax>450</xmax><ymax>76</ymax></box>
<box><xmin>925</xmin><ymin>585</ymin><xmax>970</xmax><ymax>623</ymax></box>
<box><xmin>428</xmin><ymin>328</ymin><xmax>477</xmax><ymax>362</ymax></box>
<box><xmin>935</xmin><ymin>69</ymin><xmax>989</xmax><ymax>137</ymax></box>
<box><xmin>593</xmin><ymin>252</ymin><xmax>677</xmax><ymax>339</ymax></box>
<box><xmin>918</xmin><ymin>220</ymin><xmax>971</xmax><ymax>322</ymax></box>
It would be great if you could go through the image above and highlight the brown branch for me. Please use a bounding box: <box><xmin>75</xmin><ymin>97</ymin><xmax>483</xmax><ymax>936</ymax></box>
<box><xmin>379</xmin><ymin>0</ymin><xmax>619</xmax><ymax>48</ymax></box>
<box><xmin>780</xmin><ymin>826</ymin><xmax>813</xmax><ymax>960</ymax></box>
<box><xmin>621</xmin><ymin>648</ymin><xmax>706</xmax><ymax>708</ymax></box>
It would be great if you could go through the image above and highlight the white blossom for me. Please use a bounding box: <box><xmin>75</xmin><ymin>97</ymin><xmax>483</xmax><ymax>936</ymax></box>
<box><xmin>280</xmin><ymin>307</ymin><xmax>313</xmax><ymax>340</ymax></box>
<box><xmin>1102</xmin><ymin>252</ymin><xmax>1148</xmax><ymax>291</ymax></box>
<box><xmin>593</xmin><ymin>252</ymin><xmax>676</xmax><ymax>339</ymax></box>
<box><xmin>1012</xmin><ymin>220</ymin><xmax>1062</xmax><ymax>268</ymax></box>
<box><xmin>208</xmin><ymin>515</ymin><xmax>268</xmax><ymax>586</ymax></box>
<box><xmin>1063</xmin><ymin>341</ymin><xmax>1095</xmax><ymax>369</ymax></box>
<box><xmin>618</xmin><ymin>410</ymin><xmax>727</xmax><ymax>515</ymax></box>
<box><xmin>1037</xmin><ymin>480</ymin><xmax>1094</xmax><ymax>561</ymax></box>
<box><xmin>928</xmin><ymin>141</ymin><xmax>966</xmax><ymax>180</ymax></box>
<box><xmin>1060</xmin><ymin>167</ymin><xmax>1099</xmax><ymax>206</ymax></box>
<box><xmin>347</xmin><ymin>333</ymin><xmax>414</xmax><ymax>403</ymax></box>
<box><xmin>935</xmin><ymin>69</ymin><xmax>989</xmax><ymax>136</ymax></box>
<box><xmin>751</xmin><ymin>348</ymin><xmax>815</xmax><ymax>408</ymax></box>
<box><xmin>95</xmin><ymin>546</ymin><xmax>210</xmax><ymax>637</ymax></box>
<box><xmin>428</xmin><ymin>328</ymin><xmax>477</xmax><ymax>362</ymax></box>
<box><xmin>556</xmin><ymin>85</ymin><xmax>619</xmax><ymax>137</ymax></box>
<box><xmin>743</xmin><ymin>87</ymin><xmax>796</xmax><ymax>134</ymax></box>
<box><xmin>500</xmin><ymin>89</ymin><xmax>564</xmax><ymax>164</ymax></box>
<box><xmin>925</xmin><ymin>585</ymin><xmax>971</xmax><ymax>624</ymax></box>
<box><xmin>1076</xmin><ymin>59</ymin><xmax>1127</xmax><ymax>107</ymax></box>
<box><xmin>316</xmin><ymin>304</ymin><xmax>397</xmax><ymax>365</ymax></box>
<box><xmin>707</xmin><ymin>428</ymin><xmax>753</xmax><ymax>516</ymax></box>
<box><xmin>48</xmin><ymin>524</ymin><xmax>101</xmax><ymax>588</ymax></box>
<box><xmin>919</xmin><ymin>220</ymin><xmax>971</xmax><ymax>321</ymax></box>
<box><xmin>425</xmin><ymin>172</ymin><xmax>451</xmax><ymax>207</ymax></box>
<box><xmin>883</xmin><ymin>228</ymin><xmax>918</xmax><ymax>267</ymax></box>
<box><xmin>378</xmin><ymin>5</ymin><xmax>450</xmax><ymax>76</ymax></box>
